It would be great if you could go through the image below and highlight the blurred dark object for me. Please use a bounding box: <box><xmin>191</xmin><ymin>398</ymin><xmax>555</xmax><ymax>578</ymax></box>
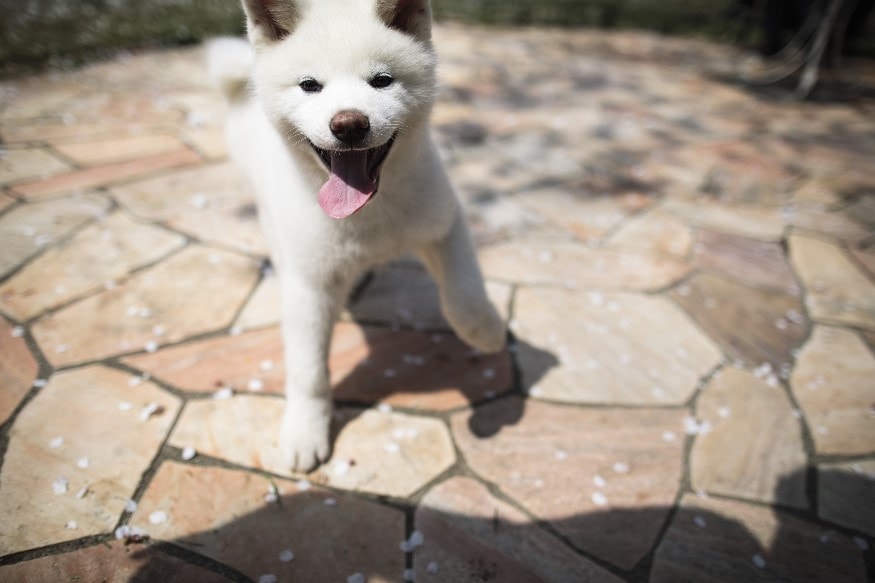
<box><xmin>735</xmin><ymin>0</ymin><xmax>874</xmax><ymax>97</ymax></box>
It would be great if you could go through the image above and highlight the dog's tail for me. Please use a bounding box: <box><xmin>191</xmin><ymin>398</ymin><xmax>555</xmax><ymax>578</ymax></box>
<box><xmin>206</xmin><ymin>37</ymin><xmax>253</xmax><ymax>103</ymax></box>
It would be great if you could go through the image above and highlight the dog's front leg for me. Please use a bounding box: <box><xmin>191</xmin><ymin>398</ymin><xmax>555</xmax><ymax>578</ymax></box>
<box><xmin>418</xmin><ymin>208</ymin><xmax>506</xmax><ymax>354</ymax></box>
<box><xmin>277</xmin><ymin>271</ymin><xmax>348</xmax><ymax>473</ymax></box>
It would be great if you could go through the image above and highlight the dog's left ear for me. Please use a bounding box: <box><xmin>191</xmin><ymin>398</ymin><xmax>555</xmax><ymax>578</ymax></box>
<box><xmin>376</xmin><ymin>0</ymin><xmax>432</xmax><ymax>41</ymax></box>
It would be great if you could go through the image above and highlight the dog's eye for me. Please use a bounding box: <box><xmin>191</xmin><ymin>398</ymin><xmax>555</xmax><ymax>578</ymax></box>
<box><xmin>369</xmin><ymin>73</ymin><xmax>394</xmax><ymax>89</ymax></box>
<box><xmin>299</xmin><ymin>78</ymin><xmax>322</xmax><ymax>93</ymax></box>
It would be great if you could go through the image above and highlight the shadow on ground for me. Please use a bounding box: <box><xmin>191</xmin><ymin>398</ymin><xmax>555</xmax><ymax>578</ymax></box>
<box><xmin>125</xmin><ymin>468</ymin><xmax>869</xmax><ymax>582</ymax></box>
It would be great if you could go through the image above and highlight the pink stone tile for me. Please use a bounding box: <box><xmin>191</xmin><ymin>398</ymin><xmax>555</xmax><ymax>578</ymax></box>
<box><xmin>31</xmin><ymin>245</ymin><xmax>260</xmax><ymax>366</ymax></box>
<box><xmin>0</xmin><ymin>541</ymin><xmax>231</xmax><ymax>583</ymax></box>
<box><xmin>130</xmin><ymin>462</ymin><xmax>405</xmax><ymax>582</ymax></box>
<box><xmin>415</xmin><ymin>476</ymin><xmax>623</xmax><ymax>582</ymax></box>
<box><xmin>0</xmin><ymin>366</ymin><xmax>180</xmax><ymax>554</ymax></box>
<box><xmin>652</xmin><ymin>495</ymin><xmax>866</xmax><ymax>582</ymax></box>
<box><xmin>0</xmin><ymin>318</ymin><xmax>37</xmax><ymax>425</ymax></box>
<box><xmin>479</xmin><ymin>241</ymin><xmax>691</xmax><ymax>290</ymax></box>
<box><xmin>126</xmin><ymin>322</ymin><xmax>513</xmax><ymax>411</ymax></box>
<box><xmin>451</xmin><ymin>398</ymin><xmax>686</xmax><ymax>569</ymax></box>
<box><xmin>671</xmin><ymin>273</ymin><xmax>808</xmax><ymax>368</ymax></box>
<box><xmin>692</xmin><ymin>230</ymin><xmax>801</xmax><ymax>295</ymax></box>
<box><xmin>607</xmin><ymin>207</ymin><xmax>693</xmax><ymax>257</ymax></box>
<box><xmin>0</xmin><ymin>211</ymin><xmax>186</xmax><ymax>320</ymax></box>
<box><xmin>11</xmin><ymin>148</ymin><xmax>202</xmax><ymax>200</ymax></box>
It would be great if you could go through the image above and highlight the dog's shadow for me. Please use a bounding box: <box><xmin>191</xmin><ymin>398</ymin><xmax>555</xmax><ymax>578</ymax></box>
<box><xmin>330</xmin><ymin>262</ymin><xmax>558</xmax><ymax>439</ymax></box>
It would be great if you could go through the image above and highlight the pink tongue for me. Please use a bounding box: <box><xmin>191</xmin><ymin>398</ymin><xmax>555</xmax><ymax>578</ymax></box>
<box><xmin>317</xmin><ymin>150</ymin><xmax>375</xmax><ymax>219</ymax></box>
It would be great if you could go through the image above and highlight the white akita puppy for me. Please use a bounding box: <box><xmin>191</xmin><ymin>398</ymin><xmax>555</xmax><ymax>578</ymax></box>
<box><xmin>208</xmin><ymin>0</ymin><xmax>506</xmax><ymax>472</ymax></box>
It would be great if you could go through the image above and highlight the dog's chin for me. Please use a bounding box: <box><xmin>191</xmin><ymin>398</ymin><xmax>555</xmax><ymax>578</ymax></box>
<box><xmin>307</xmin><ymin>133</ymin><xmax>397</xmax><ymax>192</ymax></box>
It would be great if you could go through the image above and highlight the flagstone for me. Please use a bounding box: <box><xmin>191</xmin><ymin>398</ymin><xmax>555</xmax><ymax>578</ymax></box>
<box><xmin>479</xmin><ymin>241</ymin><xmax>690</xmax><ymax>290</ymax></box>
<box><xmin>0</xmin><ymin>85</ymin><xmax>83</xmax><ymax>121</ymax></box>
<box><xmin>51</xmin><ymin>134</ymin><xmax>188</xmax><ymax>166</ymax></box>
<box><xmin>818</xmin><ymin>460</ymin><xmax>875</xmax><ymax>537</ymax></box>
<box><xmin>0</xmin><ymin>211</ymin><xmax>185</xmax><ymax>320</ymax></box>
<box><xmin>31</xmin><ymin>245</ymin><xmax>260</xmax><ymax>366</ymax></box>
<box><xmin>790</xmin><ymin>205</ymin><xmax>872</xmax><ymax>242</ymax></box>
<box><xmin>662</xmin><ymin>199</ymin><xmax>786</xmax><ymax>241</ymax></box>
<box><xmin>112</xmin><ymin>162</ymin><xmax>267</xmax><ymax>255</ymax></box>
<box><xmin>0</xmin><ymin>318</ymin><xmax>38</xmax><ymax>426</ymax></box>
<box><xmin>234</xmin><ymin>273</ymin><xmax>282</xmax><ymax>330</ymax></box>
<box><xmin>0</xmin><ymin>192</ymin><xmax>15</xmax><ymax>212</ymax></box>
<box><xmin>330</xmin><ymin>323</ymin><xmax>512</xmax><ymax>410</ymax></box>
<box><xmin>451</xmin><ymin>398</ymin><xmax>686</xmax><ymax>569</ymax></box>
<box><xmin>789</xmin><ymin>235</ymin><xmax>875</xmax><ymax>329</ymax></box>
<box><xmin>790</xmin><ymin>325</ymin><xmax>875</xmax><ymax>456</ymax></box>
<box><xmin>0</xmin><ymin>193</ymin><xmax>110</xmax><ymax>279</ymax></box>
<box><xmin>692</xmin><ymin>230</ymin><xmax>800</xmax><ymax>295</ymax></box>
<box><xmin>0</xmin><ymin>541</ymin><xmax>231</xmax><ymax>583</ymax></box>
<box><xmin>671</xmin><ymin>273</ymin><xmax>808</xmax><ymax>368</ymax></box>
<box><xmin>515</xmin><ymin>187</ymin><xmax>654</xmax><ymax>242</ymax></box>
<box><xmin>607</xmin><ymin>207</ymin><xmax>693</xmax><ymax>257</ymax></box>
<box><xmin>0</xmin><ymin>147</ymin><xmax>73</xmax><ymax>185</ymax></box>
<box><xmin>514</xmin><ymin>287</ymin><xmax>722</xmax><ymax>405</ymax></box>
<box><xmin>129</xmin><ymin>462</ymin><xmax>404</xmax><ymax>582</ymax></box>
<box><xmin>850</xmin><ymin>247</ymin><xmax>875</xmax><ymax>278</ymax></box>
<box><xmin>12</xmin><ymin>148</ymin><xmax>202</xmax><ymax>200</ymax></box>
<box><xmin>414</xmin><ymin>476</ymin><xmax>623</xmax><ymax>582</ymax></box>
<box><xmin>691</xmin><ymin>367</ymin><xmax>807</xmax><ymax>507</ymax></box>
<box><xmin>0</xmin><ymin>366</ymin><xmax>180</xmax><ymax>555</ymax></box>
<box><xmin>652</xmin><ymin>495</ymin><xmax>866</xmax><ymax>582</ymax></box>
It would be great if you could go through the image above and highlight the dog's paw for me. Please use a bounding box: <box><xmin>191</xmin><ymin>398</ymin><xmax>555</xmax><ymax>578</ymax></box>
<box><xmin>279</xmin><ymin>398</ymin><xmax>332</xmax><ymax>473</ymax></box>
<box><xmin>451</xmin><ymin>304</ymin><xmax>506</xmax><ymax>354</ymax></box>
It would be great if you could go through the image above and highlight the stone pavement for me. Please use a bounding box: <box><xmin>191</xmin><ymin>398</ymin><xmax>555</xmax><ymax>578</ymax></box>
<box><xmin>1</xmin><ymin>23</ymin><xmax>874</xmax><ymax>582</ymax></box>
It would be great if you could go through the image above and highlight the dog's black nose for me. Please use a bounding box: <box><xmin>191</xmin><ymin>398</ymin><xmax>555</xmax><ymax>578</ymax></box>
<box><xmin>330</xmin><ymin>110</ymin><xmax>370</xmax><ymax>145</ymax></box>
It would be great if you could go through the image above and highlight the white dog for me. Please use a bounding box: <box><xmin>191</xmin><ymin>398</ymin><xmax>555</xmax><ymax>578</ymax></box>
<box><xmin>208</xmin><ymin>0</ymin><xmax>505</xmax><ymax>472</ymax></box>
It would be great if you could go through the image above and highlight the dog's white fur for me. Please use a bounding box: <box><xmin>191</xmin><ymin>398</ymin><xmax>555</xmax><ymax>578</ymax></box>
<box><xmin>209</xmin><ymin>0</ymin><xmax>505</xmax><ymax>472</ymax></box>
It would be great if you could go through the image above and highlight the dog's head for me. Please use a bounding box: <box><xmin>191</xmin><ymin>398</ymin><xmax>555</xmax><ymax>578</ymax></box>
<box><xmin>240</xmin><ymin>0</ymin><xmax>437</xmax><ymax>218</ymax></box>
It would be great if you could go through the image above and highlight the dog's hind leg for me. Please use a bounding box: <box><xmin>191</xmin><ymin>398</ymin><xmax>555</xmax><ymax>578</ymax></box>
<box><xmin>417</xmin><ymin>209</ymin><xmax>506</xmax><ymax>354</ymax></box>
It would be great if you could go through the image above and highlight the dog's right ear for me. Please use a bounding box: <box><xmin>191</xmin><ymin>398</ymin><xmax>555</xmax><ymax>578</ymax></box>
<box><xmin>240</xmin><ymin>0</ymin><xmax>300</xmax><ymax>46</ymax></box>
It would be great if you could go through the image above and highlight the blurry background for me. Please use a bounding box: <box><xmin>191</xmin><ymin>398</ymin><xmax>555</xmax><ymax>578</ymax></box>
<box><xmin>2</xmin><ymin>0</ymin><xmax>873</xmax><ymax>75</ymax></box>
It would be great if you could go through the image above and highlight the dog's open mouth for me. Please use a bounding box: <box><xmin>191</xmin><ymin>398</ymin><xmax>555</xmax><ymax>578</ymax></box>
<box><xmin>310</xmin><ymin>134</ymin><xmax>396</xmax><ymax>219</ymax></box>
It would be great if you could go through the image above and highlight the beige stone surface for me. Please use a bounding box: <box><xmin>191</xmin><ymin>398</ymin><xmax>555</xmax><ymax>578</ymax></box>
<box><xmin>0</xmin><ymin>541</ymin><xmax>231</xmax><ymax>583</ymax></box>
<box><xmin>0</xmin><ymin>194</ymin><xmax>110</xmax><ymax>278</ymax></box>
<box><xmin>415</xmin><ymin>477</ymin><xmax>622</xmax><ymax>582</ymax></box>
<box><xmin>130</xmin><ymin>462</ymin><xmax>405</xmax><ymax>582</ymax></box>
<box><xmin>790</xmin><ymin>325</ymin><xmax>875</xmax><ymax>455</ymax></box>
<box><xmin>451</xmin><ymin>398</ymin><xmax>686</xmax><ymax>569</ymax></box>
<box><xmin>692</xmin><ymin>368</ymin><xmax>807</xmax><ymax>507</ymax></box>
<box><xmin>663</xmin><ymin>199</ymin><xmax>786</xmax><ymax>241</ymax></box>
<box><xmin>789</xmin><ymin>235</ymin><xmax>875</xmax><ymax>329</ymax></box>
<box><xmin>12</xmin><ymin>148</ymin><xmax>202</xmax><ymax>200</ymax></box>
<box><xmin>516</xmin><ymin>187</ymin><xmax>654</xmax><ymax>242</ymax></box>
<box><xmin>0</xmin><ymin>211</ymin><xmax>186</xmax><ymax>320</ymax></box>
<box><xmin>0</xmin><ymin>319</ymin><xmax>38</xmax><ymax>426</ymax></box>
<box><xmin>31</xmin><ymin>245</ymin><xmax>259</xmax><ymax>366</ymax></box>
<box><xmin>479</xmin><ymin>241</ymin><xmax>690</xmax><ymax>290</ymax></box>
<box><xmin>311</xmin><ymin>409</ymin><xmax>457</xmax><ymax>497</ymax></box>
<box><xmin>234</xmin><ymin>273</ymin><xmax>282</xmax><ymax>330</ymax></box>
<box><xmin>818</xmin><ymin>460</ymin><xmax>875</xmax><ymax>537</ymax></box>
<box><xmin>0</xmin><ymin>192</ymin><xmax>15</xmax><ymax>213</ymax></box>
<box><xmin>0</xmin><ymin>366</ymin><xmax>180</xmax><ymax>554</ymax></box>
<box><xmin>514</xmin><ymin>287</ymin><xmax>722</xmax><ymax>404</ymax></box>
<box><xmin>652</xmin><ymin>495</ymin><xmax>866</xmax><ymax>582</ymax></box>
<box><xmin>607</xmin><ymin>207</ymin><xmax>693</xmax><ymax>257</ymax></box>
<box><xmin>51</xmin><ymin>133</ymin><xmax>189</xmax><ymax>166</ymax></box>
<box><xmin>112</xmin><ymin>162</ymin><xmax>267</xmax><ymax>255</ymax></box>
<box><xmin>0</xmin><ymin>147</ymin><xmax>73</xmax><ymax>185</ymax></box>
<box><xmin>671</xmin><ymin>273</ymin><xmax>808</xmax><ymax>368</ymax></box>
